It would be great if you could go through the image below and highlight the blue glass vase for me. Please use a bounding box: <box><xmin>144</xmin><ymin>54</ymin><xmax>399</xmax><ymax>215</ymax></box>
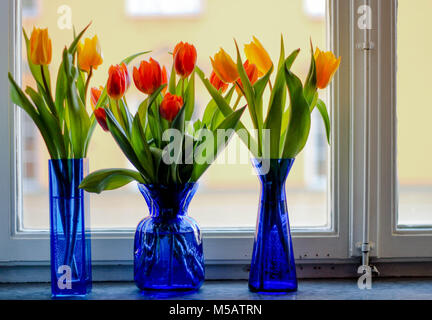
<box><xmin>249</xmin><ymin>158</ymin><xmax>298</xmax><ymax>293</ymax></box>
<box><xmin>49</xmin><ymin>159</ymin><xmax>92</xmax><ymax>297</ymax></box>
<box><xmin>134</xmin><ymin>183</ymin><xmax>205</xmax><ymax>291</ymax></box>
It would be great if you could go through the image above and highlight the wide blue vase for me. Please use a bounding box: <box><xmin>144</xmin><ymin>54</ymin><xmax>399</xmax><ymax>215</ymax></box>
<box><xmin>49</xmin><ymin>159</ymin><xmax>92</xmax><ymax>297</ymax></box>
<box><xmin>249</xmin><ymin>158</ymin><xmax>298</xmax><ymax>293</ymax></box>
<box><xmin>134</xmin><ymin>183</ymin><xmax>205</xmax><ymax>291</ymax></box>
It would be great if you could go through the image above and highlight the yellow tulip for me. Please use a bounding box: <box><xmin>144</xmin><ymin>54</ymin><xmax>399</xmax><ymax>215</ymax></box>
<box><xmin>30</xmin><ymin>27</ymin><xmax>52</xmax><ymax>66</ymax></box>
<box><xmin>77</xmin><ymin>35</ymin><xmax>103</xmax><ymax>73</ymax></box>
<box><xmin>244</xmin><ymin>36</ymin><xmax>273</xmax><ymax>76</ymax></box>
<box><xmin>314</xmin><ymin>47</ymin><xmax>341</xmax><ymax>89</ymax></box>
<box><xmin>210</xmin><ymin>48</ymin><xmax>239</xmax><ymax>84</ymax></box>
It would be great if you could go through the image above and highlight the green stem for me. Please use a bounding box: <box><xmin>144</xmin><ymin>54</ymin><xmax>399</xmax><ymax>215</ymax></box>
<box><xmin>233</xmin><ymin>94</ymin><xmax>242</xmax><ymax>111</ymax></box>
<box><xmin>84</xmin><ymin>67</ymin><xmax>93</xmax><ymax>103</ymax></box>
<box><xmin>40</xmin><ymin>65</ymin><xmax>56</xmax><ymax>116</ymax></box>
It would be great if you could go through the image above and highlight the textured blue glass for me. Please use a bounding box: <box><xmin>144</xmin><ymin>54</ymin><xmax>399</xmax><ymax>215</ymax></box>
<box><xmin>249</xmin><ymin>158</ymin><xmax>298</xmax><ymax>293</ymax></box>
<box><xmin>134</xmin><ymin>183</ymin><xmax>205</xmax><ymax>291</ymax></box>
<box><xmin>49</xmin><ymin>159</ymin><xmax>92</xmax><ymax>297</ymax></box>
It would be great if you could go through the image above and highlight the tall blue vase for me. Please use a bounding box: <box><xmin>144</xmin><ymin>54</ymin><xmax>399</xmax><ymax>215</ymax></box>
<box><xmin>49</xmin><ymin>159</ymin><xmax>92</xmax><ymax>297</ymax></box>
<box><xmin>134</xmin><ymin>183</ymin><xmax>205</xmax><ymax>291</ymax></box>
<box><xmin>249</xmin><ymin>158</ymin><xmax>298</xmax><ymax>293</ymax></box>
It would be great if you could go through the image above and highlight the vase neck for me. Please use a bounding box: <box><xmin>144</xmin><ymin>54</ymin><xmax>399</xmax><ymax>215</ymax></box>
<box><xmin>138</xmin><ymin>183</ymin><xmax>198</xmax><ymax>220</ymax></box>
<box><xmin>252</xmin><ymin>159</ymin><xmax>295</xmax><ymax>203</ymax></box>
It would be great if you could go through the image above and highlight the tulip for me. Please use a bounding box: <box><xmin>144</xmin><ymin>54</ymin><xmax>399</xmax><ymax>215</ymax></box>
<box><xmin>90</xmin><ymin>86</ymin><xmax>105</xmax><ymax>110</ymax></box>
<box><xmin>314</xmin><ymin>47</ymin><xmax>341</xmax><ymax>89</ymax></box>
<box><xmin>174</xmin><ymin>42</ymin><xmax>197</xmax><ymax>78</ymax></box>
<box><xmin>160</xmin><ymin>93</ymin><xmax>183</xmax><ymax>122</ymax></box>
<box><xmin>30</xmin><ymin>27</ymin><xmax>52</xmax><ymax>66</ymax></box>
<box><xmin>133</xmin><ymin>58</ymin><xmax>163</xmax><ymax>95</ymax></box>
<box><xmin>107</xmin><ymin>63</ymin><xmax>130</xmax><ymax>100</ymax></box>
<box><xmin>94</xmin><ymin>108</ymin><xmax>109</xmax><ymax>132</ymax></box>
<box><xmin>77</xmin><ymin>35</ymin><xmax>103</xmax><ymax>73</ymax></box>
<box><xmin>244</xmin><ymin>36</ymin><xmax>273</xmax><ymax>76</ymax></box>
<box><xmin>210</xmin><ymin>48</ymin><xmax>239</xmax><ymax>84</ymax></box>
<box><xmin>161</xmin><ymin>66</ymin><xmax>168</xmax><ymax>94</ymax></box>
<box><xmin>210</xmin><ymin>71</ymin><xmax>228</xmax><ymax>93</ymax></box>
<box><xmin>236</xmin><ymin>60</ymin><xmax>259</xmax><ymax>95</ymax></box>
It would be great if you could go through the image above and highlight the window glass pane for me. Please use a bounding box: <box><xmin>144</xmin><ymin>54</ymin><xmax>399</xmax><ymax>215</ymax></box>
<box><xmin>21</xmin><ymin>0</ymin><xmax>329</xmax><ymax>230</ymax></box>
<box><xmin>397</xmin><ymin>0</ymin><xmax>432</xmax><ymax>227</ymax></box>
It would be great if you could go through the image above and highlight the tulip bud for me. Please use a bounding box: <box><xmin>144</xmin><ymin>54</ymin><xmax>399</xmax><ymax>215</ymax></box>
<box><xmin>30</xmin><ymin>27</ymin><xmax>52</xmax><ymax>66</ymax></box>
<box><xmin>244</xmin><ymin>36</ymin><xmax>273</xmax><ymax>76</ymax></box>
<box><xmin>210</xmin><ymin>48</ymin><xmax>239</xmax><ymax>84</ymax></box>
<box><xmin>210</xmin><ymin>71</ymin><xmax>228</xmax><ymax>93</ymax></box>
<box><xmin>314</xmin><ymin>47</ymin><xmax>341</xmax><ymax>89</ymax></box>
<box><xmin>94</xmin><ymin>108</ymin><xmax>109</xmax><ymax>132</ymax></box>
<box><xmin>174</xmin><ymin>42</ymin><xmax>197</xmax><ymax>78</ymax></box>
<box><xmin>77</xmin><ymin>35</ymin><xmax>103</xmax><ymax>73</ymax></box>
<box><xmin>107</xmin><ymin>63</ymin><xmax>130</xmax><ymax>100</ymax></box>
<box><xmin>160</xmin><ymin>93</ymin><xmax>183</xmax><ymax>122</ymax></box>
<box><xmin>133</xmin><ymin>58</ymin><xmax>162</xmax><ymax>95</ymax></box>
<box><xmin>90</xmin><ymin>86</ymin><xmax>104</xmax><ymax>110</ymax></box>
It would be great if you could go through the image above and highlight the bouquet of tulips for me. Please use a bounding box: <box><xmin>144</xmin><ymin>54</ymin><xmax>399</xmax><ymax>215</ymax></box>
<box><xmin>80</xmin><ymin>42</ymin><xmax>245</xmax><ymax>193</ymax></box>
<box><xmin>8</xmin><ymin>24</ymin><xmax>102</xmax><ymax>159</ymax></box>
<box><xmin>197</xmin><ymin>36</ymin><xmax>341</xmax><ymax>159</ymax></box>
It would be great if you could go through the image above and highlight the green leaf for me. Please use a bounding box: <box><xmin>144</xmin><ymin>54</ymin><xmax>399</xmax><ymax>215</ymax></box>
<box><xmin>184</xmin><ymin>71</ymin><xmax>195</xmax><ymax>121</ymax></box>
<box><xmin>25</xmin><ymin>87</ymin><xmax>66</xmax><ymax>157</ymax></box>
<box><xmin>234</xmin><ymin>41</ymin><xmax>261</xmax><ymax>147</ymax></box>
<box><xmin>316</xmin><ymin>99</ymin><xmax>331</xmax><ymax>145</ymax></box>
<box><xmin>281</xmin><ymin>65</ymin><xmax>311</xmax><ymax>159</ymax></box>
<box><xmin>105</xmin><ymin>109</ymin><xmax>148</xmax><ymax>178</ymax></box>
<box><xmin>169</xmin><ymin>63</ymin><xmax>177</xmax><ymax>94</ymax></box>
<box><xmin>191</xmin><ymin>107</ymin><xmax>246</xmax><ymax>181</ymax></box>
<box><xmin>121</xmin><ymin>51</ymin><xmax>151</xmax><ymax>65</ymax></box>
<box><xmin>196</xmin><ymin>67</ymin><xmax>259</xmax><ymax>158</ymax></box>
<box><xmin>68</xmin><ymin>22</ymin><xmax>91</xmax><ymax>54</ymax></box>
<box><xmin>304</xmin><ymin>40</ymin><xmax>318</xmax><ymax>106</ymax></box>
<box><xmin>79</xmin><ymin>169</ymin><xmax>145</xmax><ymax>194</ymax></box>
<box><xmin>131</xmin><ymin>114</ymin><xmax>156</xmax><ymax>182</ymax></box>
<box><xmin>8</xmin><ymin>73</ymin><xmax>58</xmax><ymax>158</ymax></box>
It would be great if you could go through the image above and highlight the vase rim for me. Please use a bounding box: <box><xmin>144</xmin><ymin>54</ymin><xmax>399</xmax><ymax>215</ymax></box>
<box><xmin>138</xmin><ymin>182</ymin><xmax>199</xmax><ymax>188</ymax></box>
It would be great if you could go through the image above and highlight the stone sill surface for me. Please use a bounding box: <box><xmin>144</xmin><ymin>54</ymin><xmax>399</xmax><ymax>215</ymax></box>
<box><xmin>1</xmin><ymin>278</ymin><xmax>432</xmax><ymax>300</ymax></box>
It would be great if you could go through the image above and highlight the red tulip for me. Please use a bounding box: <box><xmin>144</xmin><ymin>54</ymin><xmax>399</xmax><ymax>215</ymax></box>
<box><xmin>160</xmin><ymin>93</ymin><xmax>183</xmax><ymax>122</ymax></box>
<box><xmin>210</xmin><ymin>71</ymin><xmax>228</xmax><ymax>93</ymax></box>
<box><xmin>173</xmin><ymin>42</ymin><xmax>197</xmax><ymax>78</ymax></box>
<box><xmin>94</xmin><ymin>108</ymin><xmax>109</xmax><ymax>132</ymax></box>
<box><xmin>107</xmin><ymin>63</ymin><xmax>130</xmax><ymax>100</ymax></box>
<box><xmin>133</xmin><ymin>58</ymin><xmax>163</xmax><ymax>95</ymax></box>
<box><xmin>236</xmin><ymin>60</ymin><xmax>259</xmax><ymax>95</ymax></box>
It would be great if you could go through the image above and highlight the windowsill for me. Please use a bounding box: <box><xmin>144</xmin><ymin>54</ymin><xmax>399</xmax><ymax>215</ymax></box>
<box><xmin>2</xmin><ymin>278</ymin><xmax>432</xmax><ymax>300</ymax></box>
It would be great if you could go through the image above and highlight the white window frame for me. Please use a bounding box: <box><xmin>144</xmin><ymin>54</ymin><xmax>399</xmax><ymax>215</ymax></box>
<box><xmin>4</xmin><ymin>0</ymin><xmax>428</xmax><ymax>282</ymax></box>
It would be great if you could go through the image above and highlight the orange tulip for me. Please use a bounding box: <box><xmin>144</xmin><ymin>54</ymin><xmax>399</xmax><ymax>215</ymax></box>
<box><xmin>107</xmin><ymin>63</ymin><xmax>130</xmax><ymax>100</ymax></box>
<box><xmin>244</xmin><ymin>36</ymin><xmax>273</xmax><ymax>76</ymax></box>
<box><xmin>174</xmin><ymin>42</ymin><xmax>197</xmax><ymax>78</ymax></box>
<box><xmin>90</xmin><ymin>86</ymin><xmax>104</xmax><ymax>110</ymax></box>
<box><xmin>133</xmin><ymin>58</ymin><xmax>162</xmax><ymax>95</ymax></box>
<box><xmin>235</xmin><ymin>60</ymin><xmax>259</xmax><ymax>95</ymax></box>
<box><xmin>210</xmin><ymin>71</ymin><xmax>228</xmax><ymax>93</ymax></box>
<box><xmin>29</xmin><ymin>27</ymin><xmax>52</xmax><ymax>66</ymax></box>
<box><xmin>162</xmin><ymin>66</ymin><xmax>168</xmax><ymax>94</ymax></box>
<box><xmin>77</xmin><ymin>35</ymin><xmax>103</xmax><ymax>73</ymax></box>
<box><xmin>160</xmin><ymin>93</ymin><xmax>183</xmax><ymax>122</ymax></box>
<box><xmin>210</xmin><ymin>48</ymin><xmax>239</xmax><ymax>84</ymax></box>
<box><xmin>94</xmin><ymin>108</ymin><xmax>109</xmax><ymax>132</ymax></box>
<box><xmin>314</xmin><ymin>47</ymin><xmax>341</xmax><ymax>89</ymax></box>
